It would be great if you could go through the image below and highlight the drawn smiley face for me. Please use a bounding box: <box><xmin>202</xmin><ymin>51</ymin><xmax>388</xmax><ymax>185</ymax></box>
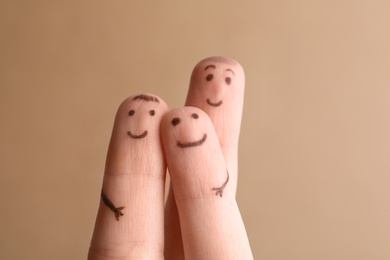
<box><xmin>126</xmin><ymin>94</ymin><xmax>161</xmax><ymax>139</ymax></box>
<box><xmin>161</xmin><ymin>107</ymin><xmax>230</xmax><ymax>198</ymax></box>
<box><xmin>127</xmin><ymin>108</ymin><xmax>155</xmax><ymax>139</ymax></box>
<box><xmin>186</xmin><ymin>56</ymin><xmax>245</xmax><ymax>113</ymax></box>
<box><xmin>203</xmin><ymin>63</ymin><xmax>236</xmax><ymax>107</ymax></box>
<box><xmin>171</xmin><ymin>112</ymin><xmax>208</xmax><ymax>148</ymax></box>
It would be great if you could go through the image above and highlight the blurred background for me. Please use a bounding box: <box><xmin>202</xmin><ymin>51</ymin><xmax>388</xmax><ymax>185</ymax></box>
<box><xmin>1</xmin><ymin>0</ymin><xmax>390</xmax><ymax>259</ymax></box>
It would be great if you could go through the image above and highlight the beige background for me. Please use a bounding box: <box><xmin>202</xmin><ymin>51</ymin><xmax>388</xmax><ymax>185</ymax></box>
<box><xmin>1</xmin><ymin>0</ymin><xmax>390</xmax><ymax>259</ymax></box>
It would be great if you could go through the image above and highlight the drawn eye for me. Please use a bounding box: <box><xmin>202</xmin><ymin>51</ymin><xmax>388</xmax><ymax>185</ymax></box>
<box><xmin>225</xmin><ymin>77</ymin><xmax>231</xmax><ymax>85</ymax></box>
<box><xmin>171</xmin><ymin>117</ymin><xmax>181</xmax><ymax>126</ymax></box>
<box><xmin>149</xmin><ymin>110</ymin><xmax>155</xmax><ymax>116</ymax></box>
<box><xmin>191</xmin><ymin>113</ymin><xmax>199</xmax><ymax>119</ymax></box>
<box><xmin>206</xmin><ymin>74</ymin><xmax>214</xmax><ymax>81</ymax></box>
<box><xmin>128</xmin><ymin>110</ymin><xmax>135</xmax><ymax>116</ymax></box>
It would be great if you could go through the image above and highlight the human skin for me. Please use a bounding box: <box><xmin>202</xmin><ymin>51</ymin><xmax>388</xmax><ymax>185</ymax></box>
<box><xmin>161</xmin><ymin>107</ymin><xmax>252</xmax><ymax>260</ymax></box>
<box><xmin>89</xmin><ymin>94</ymin><xmax>168</xmax><ymax>259</ymax></box>
<box><xmin>88</xmin><ymin>57</ymin><xmax>253</xmax><ymax>259</ymax></box>
<box><xmin>164</xmin><ymin>56</ymin><xmax>248</xmax><ymax>259</ymax></box>
<box><xmin>186</xmin><ymin>56</ymin><xmax>245</xmax><ymax>191</ymax></box>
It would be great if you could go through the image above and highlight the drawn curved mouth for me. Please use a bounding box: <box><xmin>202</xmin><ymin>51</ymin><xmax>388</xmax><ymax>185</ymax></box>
<box><xmin>206</xmin><ymin>98</ymin><xmax>223</xmax><ymax>107</ymax></box>
<box><xmin>177</xmin><ymin>134</ymin><xmax>207</xmax><ymax>148</ymax></box>
<box><xmin>127</xmin><ymin>130</ymin><xmax>148</xmax><ymax>139</ymax></box>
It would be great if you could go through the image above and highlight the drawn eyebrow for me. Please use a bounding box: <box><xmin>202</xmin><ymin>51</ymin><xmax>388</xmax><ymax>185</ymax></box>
<box><xmin>226</xmin><ymin>68</ymin><xmax>235</xmax><ymax>75</ymax></box>
<box><xmin>204</xmin><ymin>64</ymin><xmax>216</xmax><ymax>71</ymax></box>
<box><xmin>132</xmin><ymin>94</ymin><xmax>160</xmax><ymax>103</ymax></box>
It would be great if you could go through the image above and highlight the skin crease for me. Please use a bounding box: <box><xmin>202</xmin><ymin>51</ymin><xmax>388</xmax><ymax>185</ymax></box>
<box><xmin>164</xmin><ymin>57</ymin><xmax>248</xmax><ymax>259</ymax></box>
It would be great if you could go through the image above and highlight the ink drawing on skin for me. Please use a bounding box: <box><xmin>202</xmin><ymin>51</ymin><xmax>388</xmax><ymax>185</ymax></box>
<box><xmin>132</xmin><ymin>94</ymin><xmax>160</xmax><ymax>103</ymax></box>
<box><xmin>127</xmin><ymin>94</ymin><xmax>159</xmax><ymax>139</ymax></box>
<box><xmin>100</xmin><ymin>94</ymin><xmax>162</xmax><ymax>219</ymax></box>
<box><xmin>171</xmin><ymin>113</ymin><xmax>208</xmax><ymax>148</ymax></box>
<box><xmin>177</xmin><ymin>133</ymin><xmax>207</xmax><ymax>148</ymax></box>
<box><xmin>101</xmin><ymin>190</ymin><xmax>125</xmax><ymax>221</ymax></box>
<box><xmin>204</xmin><ymin>63</ymin><xmax>236</xmax><ymax>107</ymax></box>
<box><xmin>212</xmin><ymin>170</ymin><xmax>229</xmax><ymax>197</ymax></box>
<box><xmin>171</xmin><ymin>112</ymin><xmax>229</xmax><ymax>197</ymax></box>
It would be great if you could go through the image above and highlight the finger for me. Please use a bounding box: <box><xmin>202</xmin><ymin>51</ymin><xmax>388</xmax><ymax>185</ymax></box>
<box><xmin>89</xmin><ymin>94</ymin><xmax>168</xmax><ymax>259</ymax></box>
<box><xmin>164</xmin><ymin>57</ymin><xmax>245</xmax><ymax>258</ymax></box>
<box><xmin>186</xmin><ymin>56</ymin><xmax>245</xmax><ymax>192</ymax></box>
<box><xmin>163</xmin><ymin>185</ymin><xmax>185</xmax><ymax>259</ymax></box>
<box><xmin>161</xmin><ymin>107</ymin><xmax>253</xmax><ymax>260</ymax></box>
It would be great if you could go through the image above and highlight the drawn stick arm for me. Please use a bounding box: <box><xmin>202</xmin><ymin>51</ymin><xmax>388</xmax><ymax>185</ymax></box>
<box><xmin>101</xmin><ymin>190</ymin><xmax>125</xmax><ymax>221</ymax></box>
<box><xmin>212</xmin><ymin>170</ymin><xmax>229</xmax><ymax>197</ymax></box>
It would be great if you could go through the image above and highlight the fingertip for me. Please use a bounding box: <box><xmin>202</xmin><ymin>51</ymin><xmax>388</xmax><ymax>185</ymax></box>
<box><xmin>90</xmin><ymin>93</ymin><xmax>168</xmax><ymax>259</ymax></box>
<box><xmin>161</xmin><ymin>106</ymin><xmax>212</xmax><ymax>145</ymax></box>
<box><xmin>161</xmin><ymin>105</ymin><xmax>253</xmax><ymax>259</ymax></box>
<box><xmin>188</xmin><ymin>56</ymin><xmax>245</xmax><ymax>94</ymax></box>
<box><xmin>114</xmin><ymin>93</ymin><xmax>168</xmax><ymax>134</ymax></box>
<box><xmin>106</xmin><ymin>93</ymin><xmax>168</xmax><ymax>175</ymax></box>
<box><xmin>160</xmin><ymin>106</ymin><xmax>216</xmax><ymax>155</ymax></box>
<box><xmin>185</xmin><ymin>57</ymin><xmax>245</xmax><ymax>196</ymax></box>
<box><xmin>161</xmin><ymin>106</ymin><xmax>231</xmax><ymax>201</ymax></box>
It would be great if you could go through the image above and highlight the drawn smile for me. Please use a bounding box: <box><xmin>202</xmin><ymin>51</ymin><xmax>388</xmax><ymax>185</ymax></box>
<box><xmin>206</xmin><ymin>98</ymin><xmax>223</xmax><ymax>107</ymax></box>
<box><xmin>127</xmin><ymin>130</ymin><xmax>148</xmax><ymax>139</ymax></box>
<box><xmin>177</xmin><ymin>134</ymin><xmax>207</xmax><ymax>148</ymax></box>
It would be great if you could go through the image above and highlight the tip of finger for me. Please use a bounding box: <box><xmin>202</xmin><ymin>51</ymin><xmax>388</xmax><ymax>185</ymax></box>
<box><xmin>160</xmin><ymin>107</ymin><xmax>216</xmax><ymax>147</ymax></box>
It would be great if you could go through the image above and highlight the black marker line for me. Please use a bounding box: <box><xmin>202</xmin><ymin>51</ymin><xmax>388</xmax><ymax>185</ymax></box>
<box><xmin>204</xmin><ymin>64</ymin><xmax>216</xmax><ymax>70</ymax></box>
<box><xmin>206</xmin><ymin>98</ymin><xmax>223</xmax><ymax>107</ymax></box>
<box><xmin>177</xmin><ymin>134</ymin><xmax>207</xmax><ymax>148</ymax></box>
<box><xmin>132</xmin><ymin>94</ymin><xmax>160</xmax><ymax>103</ymax></box>
<box><xmin>128</xmin><ymin>130</ymin><xmax>148</xmax><ymax>139</ymax></box>
<box><xmin>226</xmin><ymin>68</ymin><xmax>235</xmax><ymax>75</ymax></box>
<box><xmin>101</xmin><ymin>190</ymin><xmax>125</xmax><ymax>221</ymax></box>
<box><xmin>212</xmin><ymin>170</ymin><xmax>229</xmax><ymax>197</ymax></box>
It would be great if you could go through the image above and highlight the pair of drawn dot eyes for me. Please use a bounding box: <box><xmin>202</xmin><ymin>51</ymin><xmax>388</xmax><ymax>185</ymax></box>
<box><xmin>128</xmin><ymin>110</ymin><xmax>199</xmax><ymax>126</ymax></box>
<box><xmin>128</xmin><ymin>109</ymin><xmax>155</xmax><ymax>117</ymax></box>
<box><xmin>171</xmin><ymin>113</ymin><xmax>199</xmax><ymax>126</ymax></box>
<box><xmin>206</xmin><ymin>74</ymin><xmax>232</xmax><ymax>85</ymax></box>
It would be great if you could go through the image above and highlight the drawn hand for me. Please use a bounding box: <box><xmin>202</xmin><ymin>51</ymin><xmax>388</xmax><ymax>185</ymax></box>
<box><xmin>88</xmin><ymin>57</ymin><xmax>253</xmax><ymax>259</ymax></box>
